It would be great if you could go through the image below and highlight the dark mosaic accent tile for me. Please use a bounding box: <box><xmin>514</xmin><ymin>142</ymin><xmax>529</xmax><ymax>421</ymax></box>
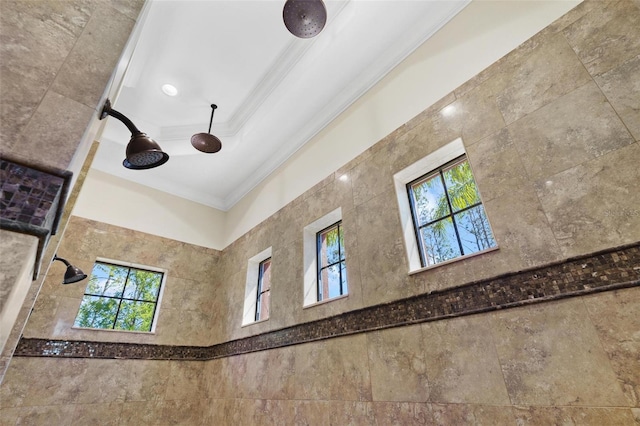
<box><xmin>0</xmin><ymin>155</ymin><xmax>73</xmax><ymax>279</ymax></box>
<box><xmin>0</xmin><ymin>158</ymin><xmax>66</xmax><ymax>229</ymax></box>
<box><xmin>15</xmin><ymin>242</ymin><xmax>640</xmax><ymax>361</ymax></box>
<box><xmin>15</xmin><ymin>340</ymin><xmax>211</xmax><ymax>361</ymax></box>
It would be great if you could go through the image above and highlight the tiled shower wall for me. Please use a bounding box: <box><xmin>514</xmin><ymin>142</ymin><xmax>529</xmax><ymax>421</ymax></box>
<box><xmin>20</xmin><ymin>216</ymin><xmax>222</xmax><ymax>347</ymax></box>
<box><xmin>0</xmin><ymin>0</ymin><xmax>145</xmax><ymax>375</ymax></box>
<box><xmin>215</xmin><ymin>0</ymin><xmax>640</xmax><ymax>343</ymax></box>
<box><xmin>1</xmin><ymin>289</ymin><xmax>638</xmax><ymax>424</ymax></box>
<box><xmin>2</xmin><ymin>0</ymin><xmax>640</xmax><ymax>424</ymax></box>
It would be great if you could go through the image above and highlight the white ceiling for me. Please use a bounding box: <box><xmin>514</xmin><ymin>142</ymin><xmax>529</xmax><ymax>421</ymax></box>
<box><xmin>94</xmin><ymin>0</ymin><xmax>470</xmax><ymax>211</ymax></box>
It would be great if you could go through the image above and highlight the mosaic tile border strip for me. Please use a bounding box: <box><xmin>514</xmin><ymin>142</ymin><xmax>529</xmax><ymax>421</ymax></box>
<box><xmin>15</xmin><ymin>242</ymin><xmax>640</xmax><ymax>360</ymax></box>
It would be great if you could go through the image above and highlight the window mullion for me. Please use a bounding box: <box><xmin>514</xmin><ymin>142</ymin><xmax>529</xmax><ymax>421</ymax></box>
<box><xmin>317</xmin><ymin>232</ymin><xmax>323</xmax><ymax>301</ymax></box>
<box><xmin>112</xmin><ymin>299</ymin><xmax>123</xmax><ymax>329</ymax></box>
<box><xmin>440</xmin><ymin>170</ymin><xmax>465</xmax><ymax>256</ymax></box>
<box><xmin>407</xmin><ymin>184</ymin><xmax>428</xmax><ymax>266</ymax></box>
<box><xmin>337</xmin><ymin>223</ymin><xmax>343</xmax><ymax>295</ymax></box>
<box><xmin>255</xmin><ymin>261</ymin><xmax>264</xmax><ymax>321</ymax></box>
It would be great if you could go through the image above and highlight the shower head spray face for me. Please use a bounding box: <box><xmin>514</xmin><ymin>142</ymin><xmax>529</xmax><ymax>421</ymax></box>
<box><xmin>191</xmin><ymin>104</ymin><xmax>222</xmax><ymax>154</ymax></box>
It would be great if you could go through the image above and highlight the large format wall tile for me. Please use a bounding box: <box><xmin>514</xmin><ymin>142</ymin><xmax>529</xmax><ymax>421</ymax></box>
<box><xmin>168</xmin><ymin>308</ymin><xmax>212</xmax><ymax>346</ymax></box>
<box><xmin>0</xmin><ymin>358</ymin><xmax>31</xmax><ymax>409</ymax></box>
<box><xmin>293</xmin><ymin>400</ymin><xmax>332</xmax><ymax>425</ymax></box>
<box><xmin>495</xmin><ymin>33</ymin><xmax>591</xmax><ymax>124</ymax></box>
<box><xmin>234</xmin><ymin>399</ymin><xmax>296</xmax><ymax>426</ymax></box>
<box><xmin>299</xmin><ymin>173</ymin><xmax>354</xmax><ymax>223</ymax></box>
<box><xmin>491</xmin><ymin>299</ymin><xmax>627</xmax><ymax>407</ymax></box>
<box><xmin>161</xmin><ymin>398</ymin><xmax>207</xmax><ymax>426</ymax></box>
<box><xmin>429</xmin><ymin>403</ymin><xmax>516</xmax><ymax>426</ymax></box>
<box><xmin>466</xmin><ymin>128</ymin><xmax>528</xmax><ymax>203</ymax></box>
<box><xmin>21</xmin><ymin>294</ymin><xmax>59</xmax><ymax>338</ymax></box>
<box><xmin>294</xmin><ymin>334</ymin><xmax>372</xmax><ymax>401</ymax></box>
<box><xmin>75</xmin><ymin>359</ymin><xmax>130</xmax><ymax>405</ymax></box>
<box><xmin>482</xmin><ymin>184</ymin><xmax>562</xmax><ymax>270</ymax></box>
<box><xmin>8</xmin><ymin>405</ymin><xmax>75</xmax><ymax>426</ymax></box>
<box><xmin>72</xmin><ymin>402</ymin><xmax>122</xmax><ymax>426</ymax></box>
<box><xmin>595</xmin><ymin>54</ymin><xmax>640</xmax><ymax>141</ymax></box>
<box><xmin>21</xmin><ymin>358</ymin><xmax>89</xmax><ymax>407</ymax></box>
<box><xmin>583</xmin><ymin>287</ymin><xmax>640</xmax><ymax>407</ymax></box>
<box><xmin>350</xmin><ymin>143</ymin><xmax>395</xmax><ymax>207</ymax></box>
<box><xmin>14</xmin><ymin>91</ymin><xmax>95</xmax><ymax>170</ymax></box>
<box><xmin>355</xmin><ymin>189</ymin><xmax>417</xmax><ymax>306</ymax></box>
<box><xmin>164</xmin><ymin>360</ymin><xmax>206</xmax><ymax>402</ymax></box>
<box><xmin>118</xmin><ymin>400</ymin><xmax>165</xmax><ymax>426</ymax></box>
<box><xmin>441</xmin><ymin>79</ymin><xmax>506</xmax><ymax>146</ymax></box>
<box><xmin>513</xmin><ymin>406</ymin><xmax>636</xmax><ymax>425</ymax></box>
<box><xmin>421</xmin><ymin>316</ymin><xmax>510</xmax><ymax>405</ymax></box>
<box><xmin>225</xmin><ymin>351</ymin><xmax>270</xmax><ymax>400</ymax></box>
<box><xmin>329</xmin><ymin>401</ymin><xmax>375</xmax><ymax>425</ymax></box>
<box><xmin>50</xmin><ymin>3</ymin><xmax>139</xmax><ymax>109</ymax></box>
<box><xmin>367</xmin><ymin>324</ymin><xmax>429</xmax><ymax>402</ymax></box>
<box><xmin>203</xmin><ymin>398</ymin><xmax>239</xmax><ymax>425</ymax></box>
<box><xmin>109</xmin><ymin>0</ymin><xmax>145</xmax><ymax>21</ymax></box>
<box><xmin>0</xmin><ymin>0</ymin><xmax>90</xmax><ymax>147</ymax></box>
<box><xmin>534</xmin><ymin>143</ymin><xmax>640</xmax><ymax>257</ymax></box>
<box><xmin>369</xmin><ymin>402</ymin><xmax>432</xmax><ymax>425</ymax></box>
<box><xmin>386</xmin><ymin>93</ymin><xmax>458</xmax><ymax>173</ymax></box>
<box><xmin>123</xmin><ymin>360</ymin><xmax>170</xmax><ymax>403</ymax></box>
<box><xmin>508</xmin><ymin>81</ymin><xmax>634</xmax><ymax>181</ymax></box>
<box><xmin>563</xmin><ymin>0</ymin><xmax>640</xmax><ymax>76</ymax></box>
<box><xmin>204</xmin><ymin>357</ymin><xmax>230</xmax><ymax>399</ymax></box>
<box><xmin>266</xmin><ymin>239</ymin><xmax>305</xmax><ymax>328</ymax></box>
<box><xmin>263</xmin><ymin>345</ymin><xmax>297</xmax><ymax>400</ymax></box>
<box><xmin>545</xmin><ymin>0</ymin><xmax>619</xmax><ymax>34</ymax></box>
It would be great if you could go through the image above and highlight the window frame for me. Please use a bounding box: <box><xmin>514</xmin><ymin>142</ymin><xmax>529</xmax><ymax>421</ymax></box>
<box><xmin>72</xmin><ymin>258</ymin><xmax>166</xmax><ymax>333</ymax></box>
<box><xmin>393</xmin><ymin>138</ymin><xmax>498</xmax><ymax>273</ymax></box>
<box><xmin>303</xmin><ymin>207</ymin><xmax>348</xmax><ymax>307</ymax></box>
<box><xmin>407</xmin><ymin>155</ymin><xmax>493</xmax><ymax>267</ymax></box>
<box><xmin>254</xmin><ymin>257</ymin><xmax>272</xmax><ymax>322</ymax></box>
<box><xmin>316</xmin><ymin>221</ymin><xmax>347</xmax><ymax>302</ymax></box>
<box><xmin>242</xmin><ymin>247</ymin><xmax>272</xmax><ymax>326</ymax></box>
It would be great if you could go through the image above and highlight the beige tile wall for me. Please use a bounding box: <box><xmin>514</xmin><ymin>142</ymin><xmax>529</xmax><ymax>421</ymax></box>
<box><xmin>0</xmin><ymin>0</ymin><xmax>145</xmax><ymax>381</ymax></box>
<box><xmin>1</xmin><ymin>288</ymin><xmax>638</xmax><ymax>424</ymax></box>
<box><xmin>1</xmin><ymin>1</ymin><xmax>639</xmax><ymax>424</ymax></box>
<box><xmin>0</xmin><ymin>0</ymin><xmax>143</xmax><ymax>168</ymax></box>
<box><xmin>21</xmin><ymin>216</ymin><xmax>221</xmax><ymax>346</ymax></box>
<box><xmin>222</xmin><ymin>0</ymin><xmax>640</xmax><ymax>341</ymax></box>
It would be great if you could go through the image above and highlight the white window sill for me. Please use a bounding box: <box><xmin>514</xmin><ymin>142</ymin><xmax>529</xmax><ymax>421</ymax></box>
<box><xmin>408</xmin><ymin>246</ymin><xmax>499</xmax><ymax>276</ymax></box>
<box><xmin>303</xmin><ymin>293</ymin><xmax>349</xmax><ymax>309</ymax></box>
<box><xmin>71</xmin><ymin>326</ymin><xmax>156</xmax><ymax>335</ymax></box>
<box><xmin>241</xmin><ymin>317</ymin><xmax>270</xmax><ymax>328</ymax></box>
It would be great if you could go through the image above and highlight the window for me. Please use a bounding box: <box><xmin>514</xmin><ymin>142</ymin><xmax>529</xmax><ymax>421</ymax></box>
<box><xmin>255</xmin><ymin>258</ymin><xmax>271</xmax><ymax>321</ymax></box>
<box><xmin>242</xmin><ymin>247</ymin><xmax>272</xmax><ymax>325</ymax></box>
<box><xmin>74</xmin><ymin>260</ymin><xmax>165</xmax><ymax>332</ymax></box>
<box><xmin>394</xmin><ymin>138</ymin><xmax>497</xmax><ymax>272</ymax></box>
<box><xmin>303</xmin><ymin>208</ymin><xmax>347</xmax><ymax>306</ymax></box>
<box><xmin>316</xmin><ymin>221</ymin><xmax>347</xmax><ymax>301</ymax></box>
<box><xmin>407</xmin><ymin>156</ymin><xmax>496</xmax><ymax>267</ymax></box>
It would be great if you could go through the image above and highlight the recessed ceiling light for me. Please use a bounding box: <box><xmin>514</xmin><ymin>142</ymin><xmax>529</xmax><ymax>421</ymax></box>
<box><xmin>161</xmin><ymin>84</ymin><xmax>178</xmax><ymax>97</ymax></box>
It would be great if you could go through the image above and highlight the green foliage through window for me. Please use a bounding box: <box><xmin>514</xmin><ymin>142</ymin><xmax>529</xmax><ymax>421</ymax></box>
<box><xmin>317</xmin><ymin>222</ymin><xmax>347</xmax><ymax>301</ymax></box>
<box><xmin>408</xmin><ymin>156</ymin><xmax>496</xmax><ymax>267</ymax></box>
<box><xmin>74</xmin><ymin>262</ymin><xmax>163</xmax><ymax>332</ymax></box>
